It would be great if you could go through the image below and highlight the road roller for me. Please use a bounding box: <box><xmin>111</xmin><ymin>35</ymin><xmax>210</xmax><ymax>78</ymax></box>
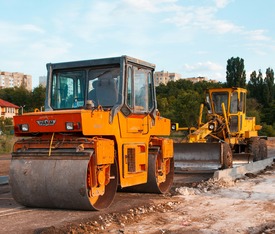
<box><xmin>9</xmin><ymin>56</ymin><xmax>174</xmax><ymax>210</ymax></box>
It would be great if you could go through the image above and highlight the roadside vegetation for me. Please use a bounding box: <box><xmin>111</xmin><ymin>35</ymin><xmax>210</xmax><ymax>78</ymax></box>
<box><xmin>0</xmin><ymin>135</ymin><xmax>16</xmax><ymax>154</ymax></box>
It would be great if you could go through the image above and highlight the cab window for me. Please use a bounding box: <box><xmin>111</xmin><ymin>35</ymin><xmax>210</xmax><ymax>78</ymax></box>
<box><xmin>51</xmin><ymin>71</ymin><xmax>85</xmax><ymax>109</ymax></box>
<box><xmin>212</xmin><ymin>92</ymin><xmax>228</xmax><ymax>114</ymax></box>
<box><xmin>126</xmin><ymin>66</ymin><xmax>154</xmax><ymax>113</ymax></box>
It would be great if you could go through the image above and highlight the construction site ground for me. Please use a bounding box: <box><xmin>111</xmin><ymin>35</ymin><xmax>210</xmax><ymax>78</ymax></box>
<box><xmin>0</xmin><ymin>140</ymin><xmax>275</xmax><ymax>234</ymax></box>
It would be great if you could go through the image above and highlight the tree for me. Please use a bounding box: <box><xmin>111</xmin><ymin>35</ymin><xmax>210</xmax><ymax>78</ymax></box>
<box><xmin>247</xmin><ymin>70</ymin><xmax>264</xmax><ymax>102</ymax></box>
<box><xmin>0</xmin><ymin>85</ymin><xmax>46</xmax><ymax>113</ymax></box>
<box><xmin>32</xmin><ymin>85</ymin><xmax>46</xmax><ymax>111</ymax></box>
<box><xmin>263</xmin><ymin>67</ymin><xmax>274</xmax><ymax>106</ymax></box>
<box><xmin>226</xmin><ymin>57</ymin><xmax>246</xmax><ymax>88</ymax></box>
<box><xmin>0</xmin><ymin>86</ymin><xmax>31</xmax><ymax>110</ymax></box>
<box><xmin>172</xmin><ymin>90</ymin><xmax>202</xmax><ymax>127</ymax></box>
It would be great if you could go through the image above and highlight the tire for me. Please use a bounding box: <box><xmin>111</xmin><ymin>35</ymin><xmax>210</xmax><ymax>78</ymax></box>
<box><xmin>248</xmin><ymin>138</ymin><xmax>260</xmax><ymax>161</ymax></box>
<box><xmin>222</xmin><ymin>143</ymin><xmax>233</xmax><ymax>169</ymax></box>
<box><xmin>258</xmin><ymin>139</ymin><xmax>267</xmax><ymax>160</ymax></box>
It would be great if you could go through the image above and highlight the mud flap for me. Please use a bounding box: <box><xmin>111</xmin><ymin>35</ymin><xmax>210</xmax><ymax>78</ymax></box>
<box><xmin>9</xmin><ymin>153</ymin><xmax>94</xmax><ymax>210</ymax></box>
<box><xmin>174</xmin><ymin>142</ymin><xmax>222</xmax><ymax>172</ymax></box>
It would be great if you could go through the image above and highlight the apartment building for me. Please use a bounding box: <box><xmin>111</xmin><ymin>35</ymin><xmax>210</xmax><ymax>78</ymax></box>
<box><xmin>184</xmin><ymin>76</ymin><xmax>218</xmax><ymax>83</ymax></box>
<box><xmin>154</xmin><ymin>71</ymin><xmax>182</xmax><ymax>86</ymax></box>
<box><xmin>0</xmin><ymin>71</ymin><xmax>32</xmax><ymax>91</ymax></box>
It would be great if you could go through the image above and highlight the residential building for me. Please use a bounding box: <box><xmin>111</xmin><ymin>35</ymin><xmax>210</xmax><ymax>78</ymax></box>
<box><xmin>0</xmin><ymin>99</ymin><xmax>19</xmax><ymax>119</ymax></box>
<box><xmin>184</xmin><ymin>76</ymin><xmax>218</xmax><ymax>83</ymax></box>
<box><xmin>0</xmin><ymin>71</ymin><xmax>32</xmax><ymax>91</ymax></box>
<box><xmin>154</xmin><ymin>71</ymin><xmax>182</xmax><ymax>86</ymax></box>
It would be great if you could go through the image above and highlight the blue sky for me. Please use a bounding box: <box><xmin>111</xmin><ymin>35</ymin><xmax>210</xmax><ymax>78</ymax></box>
<box><xmin>0</xmin><ymin>0</ymin><xmax>274</xmax><ymax>88</ymax></box>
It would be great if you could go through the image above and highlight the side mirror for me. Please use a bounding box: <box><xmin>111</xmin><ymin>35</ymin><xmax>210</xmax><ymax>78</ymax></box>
<box><xmin>205</xmin><ymin>102</ymin><xmax>211</xmax><ymax>111</ymax></box>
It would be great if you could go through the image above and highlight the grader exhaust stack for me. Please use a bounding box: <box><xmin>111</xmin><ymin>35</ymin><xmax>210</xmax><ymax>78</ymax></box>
<box><xmin>172</xmin><ymin>87</ymin><xmax>267</xmax><ymax>172</ymax></box>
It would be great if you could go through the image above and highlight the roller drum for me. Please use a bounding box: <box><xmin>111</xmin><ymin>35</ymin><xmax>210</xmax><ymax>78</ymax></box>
<box><xmin>9</xmin><ymin>156</ymin><xmax>94</xmax><ymax>210</ymax></box>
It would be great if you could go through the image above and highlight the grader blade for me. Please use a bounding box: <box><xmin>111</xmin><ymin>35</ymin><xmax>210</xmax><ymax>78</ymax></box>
<box><xmin>232</xmin><ymin>153</ymin><xmax>253</xmax><ymax>166</ymax></box>
<box><xmin>174</xmin><ymin>142</ymin><xmax>223</xmax><ymax>172</ymax></box>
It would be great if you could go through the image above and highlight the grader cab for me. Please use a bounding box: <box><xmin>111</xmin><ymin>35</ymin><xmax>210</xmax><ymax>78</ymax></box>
<box><xmin>173</xmin><ymin>87</ymin><xmax>267</xmax><ymax>172</ymax></box>
<box><xmin>9</xmin><ymin>56</ymin><xmax>174</xmax><ymax>210</ymax></box>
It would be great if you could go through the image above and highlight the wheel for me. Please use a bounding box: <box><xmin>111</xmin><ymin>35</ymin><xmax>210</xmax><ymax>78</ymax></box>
<box><xmin>86</xmin><ymin>158</ymin><xmax>118</xmax><ymax>210</ymax></box>
<box><xmin>149</xmin><ymin>152</ymin><xmax>174</xmax><ymax>193</ymax></box>
<box><xmin>259</xmin><ymin>139</ymin><xmax>267</xmax><ymax>160</ymax></box>
<box><xmin>125</xmin><ymin>152</ymin><xmax>174</xmax><ymax>194</ymax></box>
<box><xmin>221</xmin><ymin>143</ymin><xmax>233</xmax><ymax>169</ymax></box>
<box><xmin>248</xmin><ymin>138</ymin><xmax>260</xmax><ymax>161</ymax></box>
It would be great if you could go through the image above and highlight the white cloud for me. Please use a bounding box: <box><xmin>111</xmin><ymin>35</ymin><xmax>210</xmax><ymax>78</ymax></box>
<box><xmin>0</xmin><ymin>21</ymin><xmax>44</xmax><ymax>44</ymax></box>
<box><xmin>20</xmin><ymin>24</ymin><xmax>44</xmax><ymax>33</ymax></box>
<box><xmin>212</xmin><ymin>20</ymin><xmax>241</xmax><ymax>34</ymax></box>
<box><xmin>122</xmin><ymin>0</ymin><xmax>179</xmax><ymax>13</ymax></box>
<box><xmin>243</xmin><ymin>30</ymin><xmax>271</xmax><ymax>41</ymax></box>
<box><xmin>215</xmin><ymin>0</ymin><xmax>231</xmax><ymax>8</ymax></box>
<box><xmin>27</xmin><ymin>37</ymin><xmax>72</xmax><ymax>60</ymax></box>
<box><xmin>183</xmin><ymin>61</ymin><xmax>224</xmax><ymax>73</ymax></box>
<box><xmin>162</xmin><ymin>4</ymin><xmax>242</xmax><ymax>35</ymax></box>
<box><xmin>182</xmin><ymin>61</ymin><xmax>226</xmax><ymax>82</ymax></box>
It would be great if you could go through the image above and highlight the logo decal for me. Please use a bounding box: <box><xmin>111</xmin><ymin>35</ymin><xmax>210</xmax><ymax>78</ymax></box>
<box><xmin>36</xmin><ymin>119</ymin><xmax>56</xmax><ymax>126</ymax></box>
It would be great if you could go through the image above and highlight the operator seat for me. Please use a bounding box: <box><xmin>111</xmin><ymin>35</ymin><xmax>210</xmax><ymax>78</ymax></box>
<box><xmin>96</xmin><ymin>74</ymin><xmax>118</xmax><ymax>106</ymax></box>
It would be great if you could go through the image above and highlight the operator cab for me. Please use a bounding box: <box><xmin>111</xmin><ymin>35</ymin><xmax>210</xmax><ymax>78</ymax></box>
<box><xmin>205</xmin><ymin>87</ymin><xmax>247</xmax><ymax>133</ymax></box>
<box><xmin>45</xmin><ymin>56</ymin><xmax>157</xmax><ymax>119</ymax></box>
<box><xmin>206</xmin><ymin>88</ymin><xmax>246</xmax><ymax>115</ymax></box>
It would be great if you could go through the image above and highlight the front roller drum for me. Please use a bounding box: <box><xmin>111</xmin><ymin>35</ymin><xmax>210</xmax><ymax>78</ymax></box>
<box><xmin>9</xmin><ymin>156</ymin><xmax>118</xmax><ymax>211</ymax></box>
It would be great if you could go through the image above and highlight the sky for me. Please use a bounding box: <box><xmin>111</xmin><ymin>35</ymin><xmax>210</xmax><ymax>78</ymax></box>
<box><xmin>0</xmin><ymin>0</ymin><xmax>274</xmax><ymax>89</ymax></box>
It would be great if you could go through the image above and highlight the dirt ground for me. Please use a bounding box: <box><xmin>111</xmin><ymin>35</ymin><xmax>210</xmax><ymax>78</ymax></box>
<box><xmin>0</xmin><ymin>154</ymin><xmax>10</xmax><ymax>176</ymax></box>
<box><xmin>1</xmin><ymin>141</ymin><xmax>275</xmax><ymax>234</ymax></box>
<box><xmin>42</xmin><ymin>163</ymin><xmax>274</xmax><ymax>234</ymax></box>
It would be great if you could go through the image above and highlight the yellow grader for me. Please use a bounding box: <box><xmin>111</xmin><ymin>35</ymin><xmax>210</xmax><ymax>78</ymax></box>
<box><xmin>172</xmin><ymin>87</ymin><xmax>267</xmax><ymax>172</ymax></box>
<box><xmin>9</xmin><ymin>56</ymin><xmax>174</xmax><ymax>210</ymax></box>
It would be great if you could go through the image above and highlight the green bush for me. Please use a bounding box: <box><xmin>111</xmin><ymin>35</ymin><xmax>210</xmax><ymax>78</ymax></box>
<box><xmin>259</xmin><ymin>123</ymin><xmax>275</xmax><ymax>137</ymax></box>
<box><xmin>0</xmin><ymin>135</ymin><xmax>16</xmax><ymax>153</ymax></box>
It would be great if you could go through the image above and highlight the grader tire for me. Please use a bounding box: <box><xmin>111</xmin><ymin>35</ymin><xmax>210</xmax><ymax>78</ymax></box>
<box><xmin>221</xmin><ymin>143</ymin><xmax>233</xmax><ymax>169</ymax></box>
<box><xmin>259</xmin><ymin>139</ymin><xmax>268</xmax><ymax>160</ymax></box>
<box><xmin>249</xmin><ymin>138</ymin><xmax>260</xmax><ymax>161</ymax></box>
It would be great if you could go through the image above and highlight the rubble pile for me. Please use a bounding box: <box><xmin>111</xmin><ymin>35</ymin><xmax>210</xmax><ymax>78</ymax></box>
<box><xmin>60</xmin><ymin>201</ymin><xmax>181</xmax><ymax>234</ymax></box>
<box><xmin>175</xmin><ymin>177</ymin><xmax>236</xmax><ymax>196</ymax></box>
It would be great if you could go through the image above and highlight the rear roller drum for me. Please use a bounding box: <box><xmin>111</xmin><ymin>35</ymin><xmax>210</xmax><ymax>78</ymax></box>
<box><xmin>126</xmin><ymin>152</ymin><xmax>174</xmax><ymax>193</ymax></box>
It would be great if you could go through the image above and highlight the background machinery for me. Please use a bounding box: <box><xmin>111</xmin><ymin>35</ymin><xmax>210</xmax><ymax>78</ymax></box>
<box><xmin>9</xmin><ymin>56</ymin><xmax>174</xmax><ymax>210</ymax></box>
<box><xmin>172</xmin><ymin>87</ymin><xmax>267</xmax><ymax>172</ymax></box>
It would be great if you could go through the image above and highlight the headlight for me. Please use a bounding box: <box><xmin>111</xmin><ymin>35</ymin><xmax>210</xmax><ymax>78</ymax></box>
<box><xmin>65</xmin><ymin>122</ymin><xmax>74</xmax><ymax>130</ymax></box>
<box><xmin>171</xmin><ymin>123</ymin><xmax>178</xmax><ymax>131</ymax></box>
<box><xmin>208</xmin><ymin>123</ymin><xmax>215</xmax><ymax>131</ymax></box>
<box><xmin>20</xmin><ymin>124</ymin><xmax>29</xmax><ymax>132</ymax></box>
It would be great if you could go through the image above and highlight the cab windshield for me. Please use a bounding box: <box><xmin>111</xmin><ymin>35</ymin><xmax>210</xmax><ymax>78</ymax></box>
<box><xmin>50</xmin><ymin>67</ymin><xmax>120</xmax><ymax>109</ymax></box>
<box><xmin>211</xmin><ymin>92</ymin><xmax>228</xmax><ymax>114</ymax></box>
